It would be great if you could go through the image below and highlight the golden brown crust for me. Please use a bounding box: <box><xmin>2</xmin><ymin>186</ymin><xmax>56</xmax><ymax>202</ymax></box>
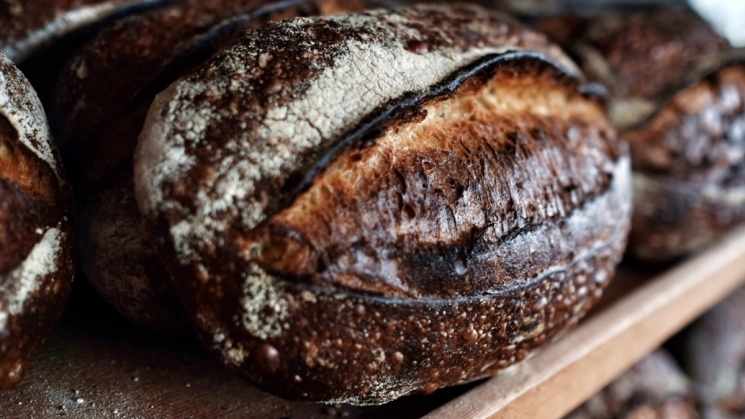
<box><xmin>135</xmin><ymin>5</ymin><xmax>630</xmax><ymax>404</ymax></box>
<box><xmin>0</xmin><ymin>52</ymin><xmax>74</xmax><ymax>389</ymax></box>
<box><xmin>254</xmin><ymin>60</ymin><xmax>619</xmax><ymax>298</ymax></box>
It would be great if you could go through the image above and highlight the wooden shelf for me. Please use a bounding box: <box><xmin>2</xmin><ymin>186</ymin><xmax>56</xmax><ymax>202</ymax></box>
<box><xmin>2</xmin><ymin>227</ymin><xmax>745</xmax><ymax>418</ymax></box>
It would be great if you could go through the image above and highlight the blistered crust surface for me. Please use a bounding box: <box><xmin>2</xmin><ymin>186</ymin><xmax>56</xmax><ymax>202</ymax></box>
<box><xmin>0</xmin><ymin>51</ymin><xmax>74</xmax><ymax>389</ymax></box>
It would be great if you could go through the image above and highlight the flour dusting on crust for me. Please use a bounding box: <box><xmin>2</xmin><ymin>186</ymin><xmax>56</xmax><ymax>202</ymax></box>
<box><xmin>240</xmin><ymin>264</ymin><xmax>295</xmax><ymax>340</ymax></box>
<box><xmin>0</xmin><ymin>227</ymin><xmax>61</xmax><ymax>330</ymax></box>
<box><xmin>132</xmin><ymin>5</ymin><xmax>625</xmax><ymax>404</ymax></box>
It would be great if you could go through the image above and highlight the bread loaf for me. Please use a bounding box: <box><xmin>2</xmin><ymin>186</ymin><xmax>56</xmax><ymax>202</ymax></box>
<box><xmin>0</xmin><ymin>0</ymin><xmax>165</xmax><ymax>62</ymax></box>
<box><xmin>534</xmin><ymin>8</ymin><xmax>745</xmax><ymax>261</ymax></box>
<box><xmin>0</xmin><ymin>52</ymin><xmax>75</xmax><ymax>389</ymax></box>
<box><xmin>53</xmin><ymin>0</ymin><xmax>388</xmax><ymax>334</ymax></box>
<box><xmin>0</xmin><ymin>0</ymin><xmax>174</xmax><ymax>99</ymax></box>
<box><xmin>135</xmin><ymin>5</ymin><xmax>631</xmax><ymax>404</ymax></box>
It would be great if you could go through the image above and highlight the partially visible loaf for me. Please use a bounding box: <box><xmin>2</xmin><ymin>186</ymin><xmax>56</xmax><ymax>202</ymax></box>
<box><xmin>535</xmin><ymin>8</ymin><xmax>745</xmax><ymax>261</ymax></box>
<box><xmin>0</xmin><ymin>0</ymin><xmax>173</xmax><ymax>99</ymax></box>
<box><xmin>678</xmin><ymin>286</ymin><xmax>745</xmax><ymax>419</ymax></box>
<box><xmin>0</xmin><ymin>51</ymin><xmax>75</xmax><ymax>389</ymax></box>
<box><xmin>0</xmin><ymin>0</ymin><xmax>165</xmax><ymax>62</ymax></box>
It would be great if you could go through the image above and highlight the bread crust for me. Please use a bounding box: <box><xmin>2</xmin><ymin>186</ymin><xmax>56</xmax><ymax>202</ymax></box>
<box><xmin>679</xmin><ymin>286</ymin><xmax>745</xmax><ymax>418</ymax></box>
<box><xmin>629</xmin><ymin>62</ymin><xmax>745</xmax><ymax>260</ymax></box>
<box><xmin>0</xmin><ymin>52</ymin><xmax>74</xmax><ymax>389</ymax></box>
<box><xmin>136</xmin><ymin>5</ymin><xmax>630</xmax><ymax>403</ymax></box>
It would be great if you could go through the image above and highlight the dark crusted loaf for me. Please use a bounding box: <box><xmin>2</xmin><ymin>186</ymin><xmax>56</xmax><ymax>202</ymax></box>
<box><xmin>0</xmin><ymin>52</ymin><xmax>75</xmax><ymax>389</ymax></box>
<box><xmin>535</xmin><ymin>8</ymin><xmax>745</xmax><ymax>261</ymax></box>
<box><xmin>135</xmin><ymin>5</ymin><xmax>631</xmax><ymax>404</ymax></box>
<box><xmin>0</xmin><ymin>0</ymin><xmax>162</xmax><ymax>62</ymax></box>
<box><xmin>678</xmin><ymin>286</ymin><xmax>745</xmax><ymax>418</ymax></box>
<box><xmin>53</xmin><ymin>0</ymin><xmax>388</xmax><ymax>334</ymax></box>
<box><xmin>0</xmin><ymin>0</ymin><xmax>174</xmax><ymax>100</ymax></box>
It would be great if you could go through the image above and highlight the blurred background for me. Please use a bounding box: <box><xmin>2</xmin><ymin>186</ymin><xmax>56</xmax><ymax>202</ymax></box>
<box><xmin>491</xmin><ymin>0</ymin><xmax>745</xmax><ymax>45</ymax></box>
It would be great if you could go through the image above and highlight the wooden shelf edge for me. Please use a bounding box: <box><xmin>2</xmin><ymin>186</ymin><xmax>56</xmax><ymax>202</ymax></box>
<box><xmin>423</xmin><ymin>226</ymin><xmax>745</xmax><ymax>419</ymax></box>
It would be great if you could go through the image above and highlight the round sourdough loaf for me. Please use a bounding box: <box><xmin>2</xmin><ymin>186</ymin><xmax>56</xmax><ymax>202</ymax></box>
<box><xmin>0</xmin><ymin>51</ymin><xmax>75</xmax><ymax>389</ymax></box>
<box><xmin>135</xmin><ymin>5</ymin><xmax>632</xmax><ymax>404</ymax></box>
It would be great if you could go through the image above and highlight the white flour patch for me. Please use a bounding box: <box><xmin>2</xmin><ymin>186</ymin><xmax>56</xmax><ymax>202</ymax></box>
<box><xmin>239</xmin><ymin>264</ymin><xmax>295</xmax><ymax>340</ymax></box>
<box><xmin>325</xmin><ymin>374</ymin><xmax>420</xmax><ymax>406</ymax></box>
<box><xmin>0</xmin><ymin>227</ymin><xmax>61</xmax><ymax>330</ymax></box>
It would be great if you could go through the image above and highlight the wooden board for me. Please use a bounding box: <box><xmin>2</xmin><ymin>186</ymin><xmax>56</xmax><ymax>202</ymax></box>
<box><xmin>1</xmin><ymin>227</ymin><xmax>745</xmax><ymax>418</ymax></box>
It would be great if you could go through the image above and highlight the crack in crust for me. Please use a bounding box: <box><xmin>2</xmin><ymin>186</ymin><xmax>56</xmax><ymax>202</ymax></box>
<box><xmin>135</xmin><ymin>4</ymin><xmax>577</xmax><ymax>266</ymax></box>
<box><xmin>251</xmin><ymin>55</ymin><xmax>619</xmax><ymax>298</ymax></box>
